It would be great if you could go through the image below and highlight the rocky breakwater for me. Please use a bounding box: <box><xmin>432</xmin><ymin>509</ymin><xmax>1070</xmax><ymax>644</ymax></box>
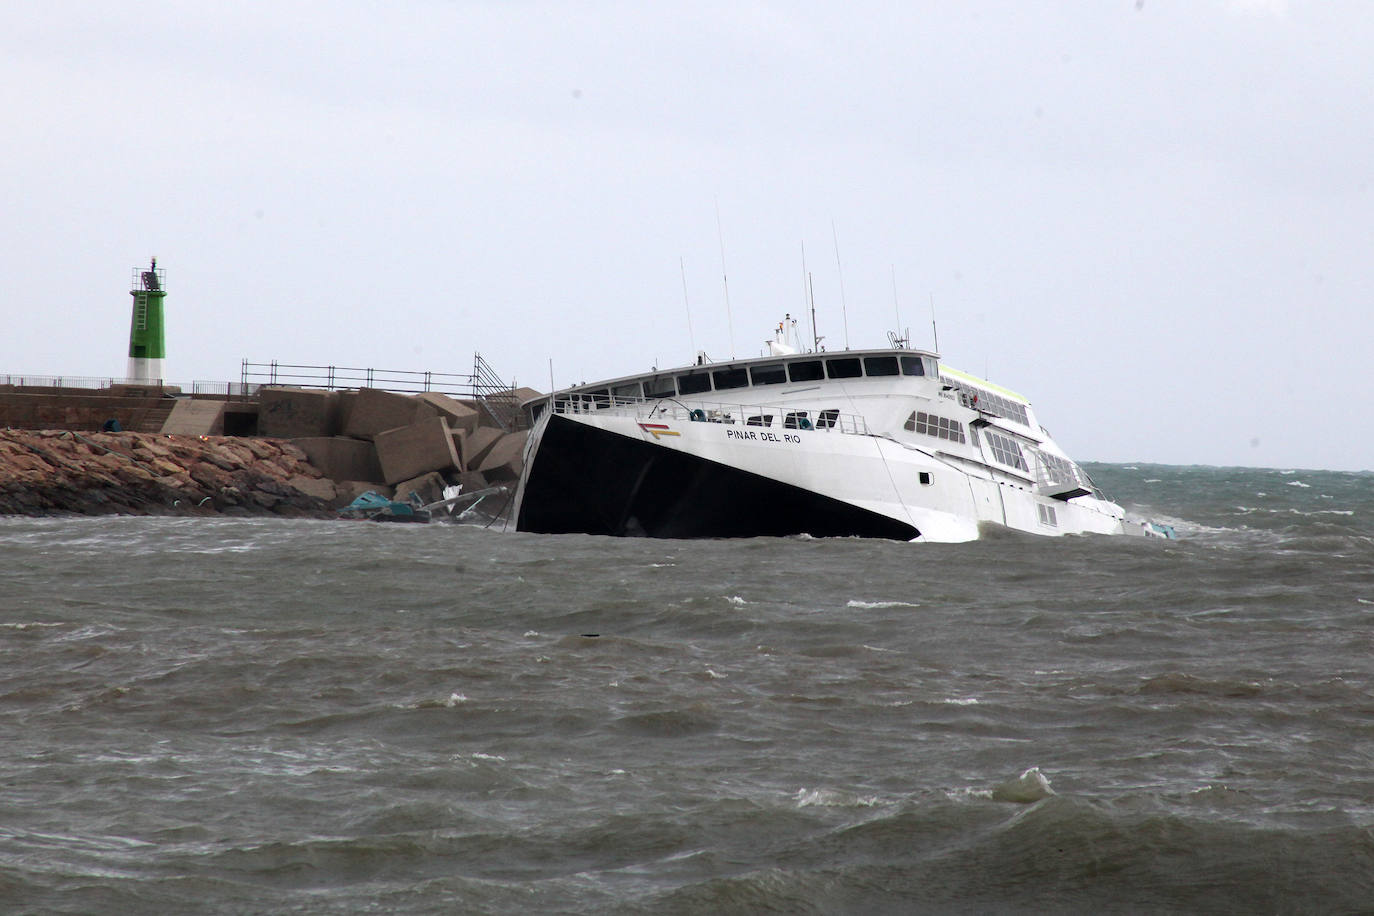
<box><xmin>0</xmin><ymin>430</ymin><xmax>337</xmax><ymax>518</ymax></box>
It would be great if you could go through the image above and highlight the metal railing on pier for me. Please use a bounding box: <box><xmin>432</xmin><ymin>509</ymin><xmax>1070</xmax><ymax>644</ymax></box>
<box><xmin>241</xmin><ymin>353</ymin><xmax>525</xmax><ymax>431</ymax></box>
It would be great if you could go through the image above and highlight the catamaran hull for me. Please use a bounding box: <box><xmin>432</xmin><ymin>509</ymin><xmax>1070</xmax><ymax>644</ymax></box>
<box><xmin>513</xmin><ymin>411</ymin><xmax>1133</xmax><ymax>542</ymax></box>
<box><xmin>515</xmin><ymin>412</ymin><xmax>919</xmax><ymax>540</ymax></box>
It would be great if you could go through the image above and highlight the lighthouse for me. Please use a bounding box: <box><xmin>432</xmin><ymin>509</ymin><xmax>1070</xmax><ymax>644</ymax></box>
<box><xmin>127</xmin><ymin>258</ymin><xmax>167</xmax><ymax>383</ymax></box>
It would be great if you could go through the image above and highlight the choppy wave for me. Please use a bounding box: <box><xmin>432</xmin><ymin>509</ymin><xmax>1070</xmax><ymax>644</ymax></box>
<box><xmin>3</xmin><ymin>464</ymin><xmax>1374</xmax><ymax>913</ymax></box>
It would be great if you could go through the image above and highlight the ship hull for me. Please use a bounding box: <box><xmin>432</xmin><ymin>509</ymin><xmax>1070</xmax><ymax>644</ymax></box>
<box><xmin>515</xmin><ymin>412</ymin><xmax>919</xmax><ymax>540</ymax></box>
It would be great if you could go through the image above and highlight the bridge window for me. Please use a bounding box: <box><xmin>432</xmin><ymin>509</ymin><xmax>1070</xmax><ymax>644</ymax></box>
<box><xmin>746</xmin><ymin>414</ymin><xmax>773</xmax><ymax>427</ymax></box>
<box><xmin>900</xmin><ymin>355</ymin><xmax>925</xmax><ymax>376</ymax></box>
<box><xmin>863</xmin><ymin>356</ymin><xmax>900</xmax><ymax>376</ymax></box>
<box><xmin>787</xmin><ymin>360</ymin><xmax>823</xmax><ymax>382</ymax></box>
<box><xmin>677</xmin><ymin>373</ymin><xmax>711</xmax><ymax>395</ymax></box>
<box><xmin>784</xmin><ymin>411</ymin><xmax>812</xmax><ymax>429</ymax></box>
<box><xmin>612</xmin><ymin>382</ymin><xmax>642</xmax><ymax>401</ymax></box>
<box><xmin>826</xmin><ymin>357</ymin><xmax>862</xmax><ymax>379</ymax></box>
<box><xmin>750</xmin><ymin>363</ymin><xmax>787</xmax><ymax>385</ymax></box>
<box><xmin>815</xmin><ymin>408</ymin><xmax>840</xmax><ymax>429</ymax></box>
<box><xmin>712</xmin><ymin>367</ymin><xmax>749</xmax><ymax>390</ymax></box>
<box><xmin>645</xmin><ymin>377</ymin><xmax>675</xmax><ymax>399</ymax></box>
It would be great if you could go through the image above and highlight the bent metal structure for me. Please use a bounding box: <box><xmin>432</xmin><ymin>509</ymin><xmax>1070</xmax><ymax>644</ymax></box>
<box><xmin>512</xmin><ymin>323</ymin><xmax>1164</xmax><ymax>542</ymax></box>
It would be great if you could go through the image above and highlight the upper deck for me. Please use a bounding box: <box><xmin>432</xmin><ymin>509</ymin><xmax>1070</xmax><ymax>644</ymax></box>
<box><xmin>545</xmin><ymin>348</ymin><xmax>939</xmax><ymax>404</ymax></box>
<box><xmin>530</xmin><ymin>348</ymin><xmax>1040</xmax><ymax>436</ymax></box>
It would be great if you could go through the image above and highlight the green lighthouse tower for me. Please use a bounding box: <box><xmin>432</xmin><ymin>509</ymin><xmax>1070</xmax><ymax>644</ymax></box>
<box><xmin>126</xmin><ymin>257</ymin><xmax>166</xmax><ymax>383</ymax></box>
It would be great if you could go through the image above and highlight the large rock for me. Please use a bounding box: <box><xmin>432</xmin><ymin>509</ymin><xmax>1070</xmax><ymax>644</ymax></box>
<box><xmin>414</xmin><ymin>392</ymin><xmax>479</xmax><ymax>434</ymax></box>
<box><xmin>374</xmin><ymin>416</ymin><xmax>461</xmax><ymax>485</ymax></box>
<box><xmin>291</xmin><ymin>436</ymin><xmax>385</xmax><ymax>484</ymax></box>
<box><xmin>258</xmin><ymin>388</ymin><xmax>339</xmax><ymax>438</ymax></box>
<box><xmin>344</xmin><ymin>388</ymin><xmax>422</xmax><ymax>441</ymax></box>
<box><xmin>476</xmin><ymin>430</ymin><xmax>529</xmax><ymax>482</ymax></box>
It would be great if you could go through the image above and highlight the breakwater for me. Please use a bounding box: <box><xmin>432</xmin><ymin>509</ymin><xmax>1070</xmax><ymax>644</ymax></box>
<box><xmin>0</xmin><ymin>430</ymin><xmax>336</xmax><ymax>517</ymax></box>
<box><xmin>0</xmin><ymin>382</ymin><xmax>536</xmax><ymax>519</ymax></box>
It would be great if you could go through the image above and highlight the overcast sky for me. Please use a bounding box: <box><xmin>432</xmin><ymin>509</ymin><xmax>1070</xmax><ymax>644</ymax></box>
<box><xmin>4</xmin><ymin>1</ymin><xmax>1370</xmax><ymax>470</ymax></box>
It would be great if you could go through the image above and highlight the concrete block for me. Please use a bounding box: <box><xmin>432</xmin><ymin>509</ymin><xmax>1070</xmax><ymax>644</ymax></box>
<box><xmin>459</xmin><ymin>426</ymin><xmax>503</xmax><ymax>471</ymax></box>
<box><xmin>343</xmin><ymin>388</ymin><xmax>421</xmax><ymax>441</ymax></box>
<box><xmin>393</xmin><ymin>471</ymin><xmax>447</xmax><ymax>506</ymax></box>
<box><xmin>291</xmin><ymin>436</ymin><xmax>385</xmax><ymax>484</ymax></box>
<box><xmin>374</xmin><ymin>416</ymin><xmax>461</xmax><ymax>485</ymax></box>
<box><xmin>476</xmin><ymin>429</ymin><xmax>529</xmax><ymax>482</ymax></box>
<box><xmin>160</xmin><ymin>399</ymin><xmax>225</xmax><ymax>436</ymax></box>
<box><xmin>259</xmin><ymin>388</ymin><xmax>339</xmax><ymax>438</ymax></box>
<box><xmin>288</xmin><ymin>475</ymin><xmax>337</xmax><ymax>502</ymax></box>
<box><xmin>456</xmin><ymin>470</ymin><xmax>489</xmax><ymax>492</ymax></box>
<box><xmin>414</xmin><ymin>392</ymin><xmax>479</xmax><ymax>434</ymax></box>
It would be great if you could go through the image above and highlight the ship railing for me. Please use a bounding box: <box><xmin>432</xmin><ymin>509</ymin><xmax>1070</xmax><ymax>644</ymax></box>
<box><xmin>550</xmin><ymin>393</ymin><xmax>872</xmax><ymax>436</ymax></box>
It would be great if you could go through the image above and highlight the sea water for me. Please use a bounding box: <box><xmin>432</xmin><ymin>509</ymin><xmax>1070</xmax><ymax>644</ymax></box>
<box><xmin>2</xmin><ymin>464</ymin><xmax>1372</xmax><ymax>914</ymax></box>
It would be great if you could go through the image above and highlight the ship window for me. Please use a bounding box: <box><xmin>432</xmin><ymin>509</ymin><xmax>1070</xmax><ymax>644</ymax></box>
<box><xmin>645</xmin><ymin>377</ymin><xmax>675</xmax><ymax>399</ymax></box>
<box><xmin>746</xmin><ymin>414</ymin><xmax>773</xmax><ymax>427</ymax></box>
<box><xmin>864</xmin><ymin>356</ymin><xmax>900</xmax><ymax>377</ymax></box>
<box><xmin>1033</xmin><ymin>449</ymin><xmax>1080</xmax><ymax>488</ymax></box>
<box><xmin>905</xmin><ymin>411</ymin><xmax>966</xmax><ymax>444</ymax></box>
<box><xmin>787</xmin><ymin>360</ymin><xmax>823</xmax><ymax>382</ymax></box>
<box><xmin>612</xmin><ymin>382</ymin><xmax>642</xmax><ymax>401</ymax></box>
<box><xmin>712</xmin><ymin>367</ymin><xmax>749</xmax><ymax>390</ymax></box>
<box><xmin>957</xmin><ymin>384</ymin><xmax>1030</xmax><ymax>426</ymax></box>
<box><xmin>816</xmin><ymin>408</ymin><xmax>840</xmax><ymax>429</ymax></box>
<box><xmin>900</xmin><ymin>356</ymin><xmax>925</xmax><ymax>376</ymax></box>
<box><xmin>750</xmin><ymin>363</ymin><xmax>787</xmax><ymax>385</ymax></box>
<box><xmin>985</xmin><ymin>430</ymin><xmax>1029</xmax><ymax>472</ymax></box>
<box><xmin>677</xmin><ymin>373</ymin><xmax>712</xmax><ymax>395</ymax></box>
<box><xmin>784</xmin><ymin>411</ymin><xmax>812</xmax><ymax>430</ymax></box>
<box><xmin>826</xmin><ymin>357</ymin><xmax>862</xmax><ymax>379</ymax></box>
<box><xmin>919</xmin><ymin>472</ymin><xmax>932</xmax><ymax>485</ymax></box>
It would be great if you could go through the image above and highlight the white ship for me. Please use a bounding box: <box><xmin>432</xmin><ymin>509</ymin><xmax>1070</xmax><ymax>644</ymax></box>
<box><xmin>512</xmin><ymin>318</ymin><xmax>1169</xmax><ymax>542</ymax></box>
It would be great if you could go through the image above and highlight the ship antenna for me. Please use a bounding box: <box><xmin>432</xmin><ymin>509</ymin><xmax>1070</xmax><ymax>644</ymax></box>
<box><xmin>714</xmin><ymin>199</ymin><xmax>735</xmax><ymax>359</ymax></box>
<box><xmin>679</xmin><ymin>257</ymin><xmax>697</xmax><ymax>357</ymax></box>
<box><xmin>929</xmin><ymin>292</ymin><xmax>941</xmax><ymax>354</ymax></box>
<box><xmin>809</xmin><ymin>272</ymin><xmax>823</xmax><ymax>352</ymax></box>
<box><xmin>831</xmin><ymin>219</ymin><xmax>850</xmax><ymax>350</ymax></box>
<box><xmin>891</xmin><ymin>265</ymin><xmax>903</xmax><ymax>333</ymax></box>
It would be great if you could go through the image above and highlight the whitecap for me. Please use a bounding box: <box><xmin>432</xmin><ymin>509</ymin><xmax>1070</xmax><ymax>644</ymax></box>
<box><xmin>941</xmin><ymin>697</ymin><xmax>980</xmax><ymax>706</ymax></box>
<box><xmin>1287</xmin><ymin>480</ymin><xmax>1311</xmax><ymax>488</ymax></box>
<box><xmin>444</xmin><ymin>692</ymin><xmax>468</xmax><ymax>707</ymax></box>
<box><xmin>705</xmin><ymin>669</ymin><xmax>727</xmax><ymax>679</ymax></box>
<box><xmin>794</xmin><ymin>787</ymin><xmax>879</xmax><ymax>808</ymax></box>
<box><xmin>991</xmin><ymin>766</ymin><xmax>1056</xmax><ymax>803</ymax></box>
<box><xmin>523</xmin><ymin>630</ymin><xmax>540</xmax><ymax>637</ymax></box>
<box><xmin>725</xmin><ymin>596</ymin><xmax>747</xmax><ymax>606</ymax></box>
<box><xmin>847</xmin><ymin>600</ymin><xmax>921</xmax><ymax>609</ymax></box>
